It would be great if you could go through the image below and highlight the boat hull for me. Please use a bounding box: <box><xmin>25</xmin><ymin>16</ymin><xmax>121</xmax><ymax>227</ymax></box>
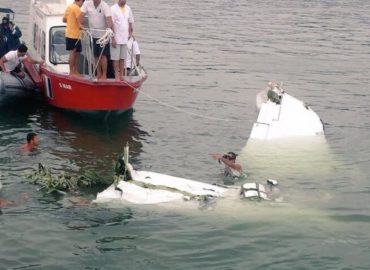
<box><xmin>39</xmin><ymin>67</ymin><xmax>147</xmax><ymax>112</ymax></box>
<box><xmin>0</xmin><ymin>71</ymin><xmax>36</xmax><ymax>100</ymax></box>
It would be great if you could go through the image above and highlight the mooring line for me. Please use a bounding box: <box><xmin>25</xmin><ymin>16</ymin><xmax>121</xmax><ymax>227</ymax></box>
<box><xmin>137</xmin><ymin>89</ymin><xmax>248</xmax><ymax>122</ymax></box>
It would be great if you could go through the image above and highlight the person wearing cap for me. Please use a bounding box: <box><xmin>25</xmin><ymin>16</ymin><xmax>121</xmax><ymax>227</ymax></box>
<box><xmin>211</xmin><ymin>151</ymin><xmax>243</xmax><ymax>178</ymax></box>
<box><xmin>0</xmin><ymin>43</ymin><xmax>44</xmax><ymax>78</ymax></box>
<box><xmin>0</xmin><ymin>17</ymin><xmax>22</xmax><ymax>53</ymax></box>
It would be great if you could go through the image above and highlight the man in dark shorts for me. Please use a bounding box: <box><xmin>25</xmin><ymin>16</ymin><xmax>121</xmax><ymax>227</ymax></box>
<box><xmin>92</xmin><ymin>36</ymin><xmax>110</xmax><ymax>61</ymax></box>
<box><xmin>63</xmin><ymin>0</ymin><xmax>84</xmax><ymax>76</ymax></box>
<box><xmin>80</xmin><ymin>0</ymin><xmax>113</xmax><ymax>80</ymax></box>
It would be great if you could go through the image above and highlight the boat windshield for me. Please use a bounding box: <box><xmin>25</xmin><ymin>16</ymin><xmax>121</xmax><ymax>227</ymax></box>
<box><xmin>50</xmin><ymin>26</ymin><xmax>68</xmax><ymax>65</ymax></box>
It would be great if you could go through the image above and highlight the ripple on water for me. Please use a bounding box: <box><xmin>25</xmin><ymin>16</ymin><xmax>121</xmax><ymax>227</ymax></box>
<box><xmin>1</xmin><ymin>0</ymin><xmax>370</xmax><ymax>269</ymax></box>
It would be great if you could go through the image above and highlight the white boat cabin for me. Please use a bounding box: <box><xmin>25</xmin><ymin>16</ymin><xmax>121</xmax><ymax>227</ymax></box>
<box><xmin>28</xmin><ymin>0</ymin><xmax>144</xmax><ymax>80</ymax></box>
<box><xmin>29</xmin><ymin>0</ymin><xmax>75</xmax><ymax>74</ymax></box>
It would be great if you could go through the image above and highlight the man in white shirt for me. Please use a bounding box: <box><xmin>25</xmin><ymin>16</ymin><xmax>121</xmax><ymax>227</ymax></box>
<box><xmin>80</xmin><ymin>0</ymin><xmax>113</xmax><ymax>80</ymax></box>
<box><xmin>125</xmin><ymin>36</ymin><xmax>140</xmax><ymax>75</ymax></box>
<box><xmin>110</xmin><ymin>0</ymin><xmax>134</xmax><ymax>80</ymax></box>
<box><xmin>0</xmin><ymin>43</ymin><xmax>43</xmax><ymax>78</ymax></box>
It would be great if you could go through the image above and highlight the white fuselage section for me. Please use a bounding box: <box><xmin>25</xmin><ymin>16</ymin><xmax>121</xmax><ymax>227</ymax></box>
<box><xmin>95</xmin><ymin>168</ymin><xmax>231</xmax><ymax>205</ymax></box>
<box><xmin>250</xmin><ymin>91</ymin><xmax>324</xmax><ymax>139</ymax></box>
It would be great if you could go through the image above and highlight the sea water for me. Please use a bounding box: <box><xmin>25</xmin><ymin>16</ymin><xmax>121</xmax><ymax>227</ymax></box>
<box><xmin>0</xmin><ymin>0</ymin><xmax>369</xmax><ymax>269</ymax></box>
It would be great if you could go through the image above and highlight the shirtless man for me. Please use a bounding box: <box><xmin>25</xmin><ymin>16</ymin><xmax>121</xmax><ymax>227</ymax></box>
<box><xmin>20</xmin><ymin>132</ymin><xmax>39</xmax><ymax>152</ymax></box>
<box><xmin>211</xmin><ymin>151</ymin><xmax>243</xmax><ymax>178</ymax></box>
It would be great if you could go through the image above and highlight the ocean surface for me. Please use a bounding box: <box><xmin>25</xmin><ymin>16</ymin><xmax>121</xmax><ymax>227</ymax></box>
<box><xmin>1</xmin><ymin>0</ymin><xmax>370</xmax><ymax>269</ymax></box>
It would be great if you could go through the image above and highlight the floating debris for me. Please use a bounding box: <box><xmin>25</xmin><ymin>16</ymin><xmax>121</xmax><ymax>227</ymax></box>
<box><xmin>24</xmin><ymin>163</ymin><xmax>111</xmax><ymax>194</ymax></box>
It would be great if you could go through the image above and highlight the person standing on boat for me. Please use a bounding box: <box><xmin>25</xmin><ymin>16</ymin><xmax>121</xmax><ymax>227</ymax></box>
<box><xmin>211</xmin><ymin>152</ymin><xmax>243</xmax><ymax>181</ymax></box>
<box><xmin>125</xmin><ymin>35</ymin><xmax>140</xmax><ymax>75</ymax></box>
<box><xmin>80</xmin><ymin>0</ymin><xmax>113</xmax><ymax>80</ymax></box>
<box><xmin>0</xmin><ymin>17</ymin><xmax>22</xmax><ymax>54</ymax></box>
<box><xmin>110</xmin><ymin>0</ymin><xmax>134</xmax><ymax>80</ymax></box>
<box><xmin>0</xmin><ymin>43</ymin><xmax>44</xmax><ymax>79</ymax></box>
<box><xmin>63</xmin><ymin>0</ymin><xmax>84</xmax><ymax>76</ymax></box>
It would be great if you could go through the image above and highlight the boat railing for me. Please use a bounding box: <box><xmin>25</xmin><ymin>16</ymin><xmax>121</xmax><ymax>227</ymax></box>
<box><xmin>48</xmin><ymin>27</ymin><xmax>145</xmax><ymax>80</ymax></box>
<box><xmin>80</xmin><ymin>28</ymin><xmax>114</xmax><ymax>79</ymax></box>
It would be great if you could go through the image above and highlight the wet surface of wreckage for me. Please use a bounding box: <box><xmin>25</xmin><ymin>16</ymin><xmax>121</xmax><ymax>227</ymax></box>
<box><xmin>94</xmin><ymin>145</ymin><xmax>280</xmax><ymax>206</ymax></box>
<box><xmin>94</xmin><ymin>82</ymin><xmax>325</xmax><ymax>207</ymax></box>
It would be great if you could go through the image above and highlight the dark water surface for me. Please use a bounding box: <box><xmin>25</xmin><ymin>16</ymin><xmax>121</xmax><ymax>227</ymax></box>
<box><xmin>1</xmin><ymin>0</ymin><xmax>370</xmax><ymax>269</ymax></box>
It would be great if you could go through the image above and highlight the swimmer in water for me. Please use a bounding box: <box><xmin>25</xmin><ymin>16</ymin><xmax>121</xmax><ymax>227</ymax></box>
<box><xmin>211</xmin><ymin>151</ymin><xmax>243</xmax><ymax>178</ymax></box>
<box><xmin>20</xmin><ymin>132</ymin><xmax>39</xmax><ymax>152</ymax></box>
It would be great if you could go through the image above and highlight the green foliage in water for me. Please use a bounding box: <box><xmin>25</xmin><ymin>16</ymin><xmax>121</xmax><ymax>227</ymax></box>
<box><xmin>24</xmin><ymin>163</ymin><xmax>111</xmax><ymax>194</ymax></box>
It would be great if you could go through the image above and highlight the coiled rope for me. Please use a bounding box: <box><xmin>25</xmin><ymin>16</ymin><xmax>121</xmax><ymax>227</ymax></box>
<box><xmin>79</xmin><ymin>28</ymin><xmax>115</xmax><ymax>79</ymax></box>
<box><xmin>96</xmin><ymin>28</ymin><xmax>114</xmax><ymax>48</ymax></box>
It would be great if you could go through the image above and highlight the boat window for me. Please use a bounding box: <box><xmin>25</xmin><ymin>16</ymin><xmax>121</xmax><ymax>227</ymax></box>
<box><xmin>49</xmin><ymin>26</ymin><xmax>68</xmax><ymax>65</ymax></box>
<box><xmin>33</xmin><ymin>23</ymin><xmax>37</xmax><ymax>50</ymax></box>
<box><xmin>38</xmin><ymin>28</ymin><xmax>41</xmax><ymax>54</ymax></box>
<box><xmin>41</xmin><ymin>31</ymin><xmax>46</xmax><ymax>60</ymax></box>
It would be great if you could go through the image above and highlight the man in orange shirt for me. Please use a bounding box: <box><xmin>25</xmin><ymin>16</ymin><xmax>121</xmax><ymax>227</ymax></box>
<box><xmin>63</xmin><ymin>0</ymin><xmax>85</xmax><ymax>75</ymax></box>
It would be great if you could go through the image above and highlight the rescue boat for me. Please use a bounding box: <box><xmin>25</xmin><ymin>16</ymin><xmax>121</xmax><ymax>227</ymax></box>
<box><xmin>26</xmin><ymin>0</ymin><xmax>147</xmax><ymax>113</ymax></box>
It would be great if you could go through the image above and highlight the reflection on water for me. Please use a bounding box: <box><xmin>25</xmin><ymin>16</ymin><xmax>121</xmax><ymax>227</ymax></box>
<box><xmin>0</xmin><ymin>98</ymin><xmax>149</xmax><ymax>168</ymax></box>
<box><xmin>0</xmin><ymin>99</ymin><xmax>150</xmax><ymax>212</ymax></box>
<box><xmin>239</xmin><ymin>136</ymin><xmax>341</xmax><ymax>207</ymax></box>
<box><xmin>40</xmin><ymin>109</ymin><xmax>148</xmax><ymax>157</ymax></box>
<box><xmin>240</xmin><ymin>136</ymin><xmax>337</xmax><ymax>180</ymax></box>
<box><xmin>33</xmin><ymin>108</ymin><xmax>151</xmax><ymax>188</ymax></box>
<box><xmin>2</xmin><ymin>0</ymin><xmax>370</xmax><ymax>268</ymax></box>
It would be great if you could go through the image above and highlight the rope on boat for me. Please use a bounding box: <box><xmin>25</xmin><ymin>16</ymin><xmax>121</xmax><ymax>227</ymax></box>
<box><xmin>80</xmin><ymin>28</ymin><xmax>114</xmax><ymax>79</ymax></box>
<box><xmin>115</xmin><ymin>72</ymin><xmax>247</xmax><ymax>122</ymax></box>
<box><xmin>94</xmin><ymin>29</ymin><xmax>113</xmax><ymax>77</ymax></box>
<box><xmin>80</xmin><ymin>29</ymin><xmax>95</xmax><ymax>78</ymax></box>
<box><xmin>96</xmin><ymin>28</ymin><xmax>114</xmax><ymax>48</ymax></box>
<box><xmin>111</xmin><ymin>75</ymin><xmax>246</xmax><ymax>122</ymax></box>
<box><xmin>78</xmin><ymin>29</ymin><xmax>246</xmax><ymax>122</ymax></box>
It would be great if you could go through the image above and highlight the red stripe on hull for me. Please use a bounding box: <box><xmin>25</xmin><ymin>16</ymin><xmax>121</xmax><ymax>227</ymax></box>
<box><xmin>40</xmin><ymin>67</ymin><xmax>146</xmax><ymax>111</ymax></box>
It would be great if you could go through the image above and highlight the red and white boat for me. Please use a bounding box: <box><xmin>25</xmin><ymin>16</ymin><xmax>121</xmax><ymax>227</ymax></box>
<box><xmin>25</xmin><ymin>0</ymin><xmax>147</xmax><ymax>113</ymax></box>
